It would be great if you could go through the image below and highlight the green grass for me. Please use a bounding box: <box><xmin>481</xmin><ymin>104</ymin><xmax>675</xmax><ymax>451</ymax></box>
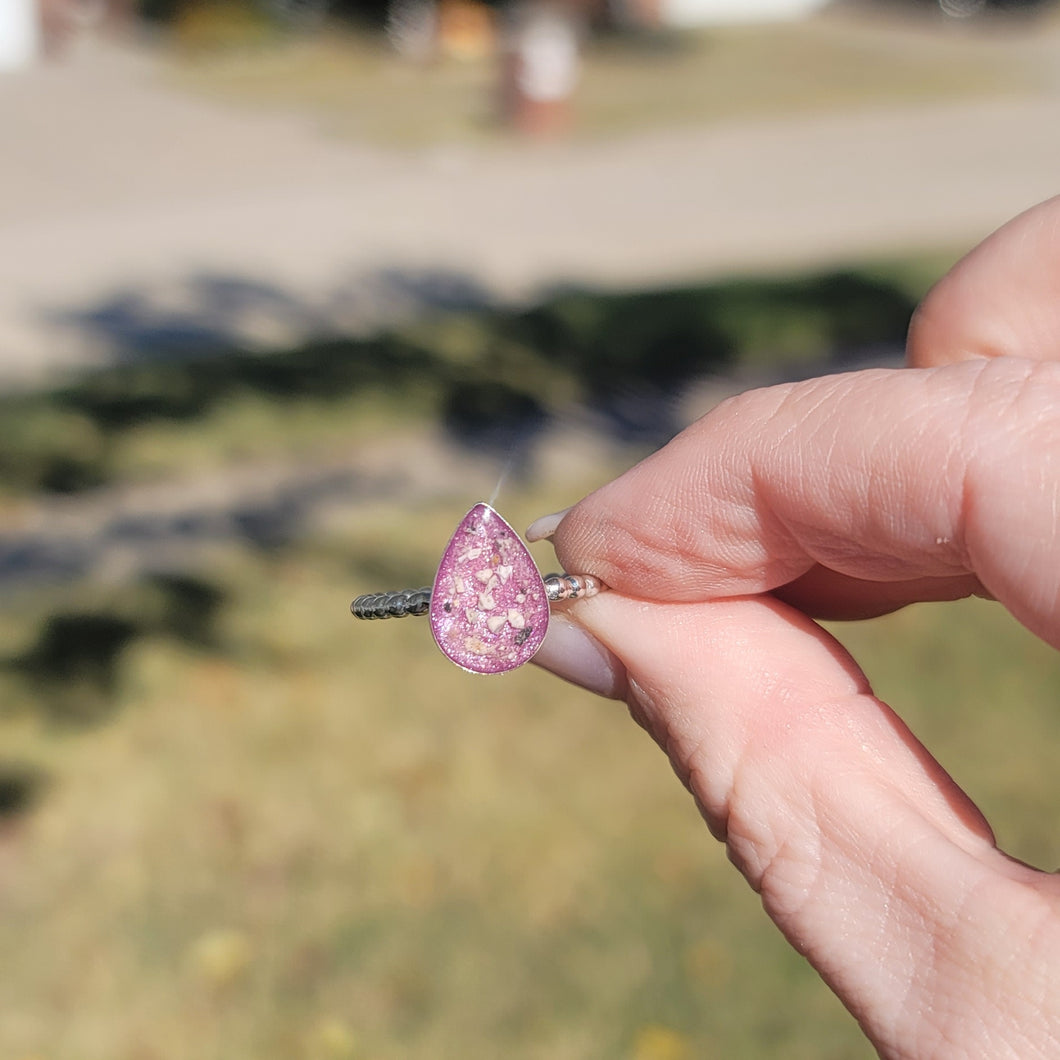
<box><xmin>165</xmin><ymin>13</ymin><xmax>1046</xmax><ymax>147</ymax></box>
<box><xmin>5</xmin><ymin>252</ymin><xmax>1057</xmax><ymax>1057</ymax></box>
<box><xmin>2</xmin><ymin>497</ymin><xmax>1060</xmax><ymax>1058</ymax></box>
<box><xmin>0</xmin><ymin>503</ymin><xmax>858</xmax><ymax>1059</ymax></box>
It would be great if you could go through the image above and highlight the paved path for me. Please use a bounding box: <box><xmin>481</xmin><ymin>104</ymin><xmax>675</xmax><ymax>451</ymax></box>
<box><xmin>2</xmin><ymin>30</ymin><xmax>1060</xmax><ymax>385</ymax></box>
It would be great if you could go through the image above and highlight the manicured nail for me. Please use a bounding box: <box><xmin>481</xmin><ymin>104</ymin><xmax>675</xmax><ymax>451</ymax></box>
<box><xmin>532</xmin><ymin>615</ymin><xmax>626</xmax><ymax>700</ymax></box>
<box><xmin>525</xmin><ymin>507</ymin><xmax>572</xmax><ymax>542</ymax></box>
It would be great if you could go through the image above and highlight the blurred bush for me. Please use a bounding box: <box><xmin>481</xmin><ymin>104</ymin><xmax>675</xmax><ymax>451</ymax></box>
<box><xmin>0</xmin><ymin>264</ymin><xmax>922</xmax><ymax>499</ymax></box>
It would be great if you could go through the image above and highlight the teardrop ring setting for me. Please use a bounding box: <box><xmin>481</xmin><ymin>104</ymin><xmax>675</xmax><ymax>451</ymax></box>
<box><xmin>350</xmin><ymin>502</ymin><xmax>606</xmax><ymax>675</ymax></box>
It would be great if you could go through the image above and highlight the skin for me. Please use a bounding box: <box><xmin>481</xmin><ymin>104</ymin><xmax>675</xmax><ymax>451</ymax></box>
<box><xmin>532</xmin><ymin>195</ymin><xmax>1060</xmax><ymax>1058</ymax></box>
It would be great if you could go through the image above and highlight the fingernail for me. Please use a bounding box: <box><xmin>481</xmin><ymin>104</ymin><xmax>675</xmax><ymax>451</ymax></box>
<box><xmin>525</xmin><ymin>507</ymin><xmax>572</xmax><ymax>542</ymax></box>
<box><xmin>532</xmin><ymin>615</ymin><xmax>626</xmax><ymax>700</ymax></box>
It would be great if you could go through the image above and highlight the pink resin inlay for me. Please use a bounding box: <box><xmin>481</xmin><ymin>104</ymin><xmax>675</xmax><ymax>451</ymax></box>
<box><xmin>429</xmin><ymin>503</ymin><xmax>548</xmax><ymax>674</ymax></box>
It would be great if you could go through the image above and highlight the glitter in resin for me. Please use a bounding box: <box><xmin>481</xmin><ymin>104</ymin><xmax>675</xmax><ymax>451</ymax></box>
<box><xmin>429</xmin><ymin>503</ymin><xmax>549</xmax><ymax>674</ymax></box>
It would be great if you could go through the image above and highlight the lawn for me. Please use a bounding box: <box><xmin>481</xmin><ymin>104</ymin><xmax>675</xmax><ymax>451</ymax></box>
<box><xmin>3</xmin><ymin>510</ymin><xmax>1060</xmax><ymax>1060</ymax></box>
<box><xmin>165</xmin><ymin>9</ymin><xmax>1050</xmax><ymax>146</ymax></box>
<box><xmin>3</xmin><ymin>255</ymin><xmax>1059</xmax><ymax>1058</ymax></box>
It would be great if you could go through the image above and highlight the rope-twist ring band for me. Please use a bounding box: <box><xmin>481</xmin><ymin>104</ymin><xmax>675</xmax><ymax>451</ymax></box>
<box><xmin>351</xmin><ymin>572</ymin><xmax>604</xmax><ymax>621</ymax></box>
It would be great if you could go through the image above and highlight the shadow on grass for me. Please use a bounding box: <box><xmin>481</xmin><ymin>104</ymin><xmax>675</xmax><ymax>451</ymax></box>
<box><xmin>0</xmin><ymin>575</ymin><xmax>227</xmax><ymax>819</ymax></box>
<box><xmin>5</xmin><ymin>573</ymin><xmax>228</xmax><ymax>728</ymax></box>
<box><xmin>3</xmin><ymin>264</ymin><xmax>917</xmax><ymax>500</ymax></box>
<box><xmin>13</xmin><ymin>613</ymin><xmax>140</xmax><ymax>726</ymax></box>
<box><xmin>0</xmin><ymin>760</ymin><xmax>48</xmax><ymax>821</ymax></box>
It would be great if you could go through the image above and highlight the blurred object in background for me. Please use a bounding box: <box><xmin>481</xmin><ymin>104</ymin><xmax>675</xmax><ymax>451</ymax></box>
<box><xmin>496</xmin><ymin>0</ymin><xmax>837</xmax><ymax>121</ymax></box>
<box><xmin>653</xmin><ymin>0</ymin><xmax>829</xmax><ymax>27</ymax></box>
<box><xmin>0</xmin><ymin>0</ymin><xmax>135</xmax><ymax>66</ymax></box>
<box><xmin>39</xmin><ymin>0</ymin><xmax>135</xmax><ymax>55</ymax></box>
<box><xmin>930</xmin><ymin>0</ymin><xmax>1056</xmax><ymax>16</ymax></box>
<box><xmin>437</xmin><ymin>0</ymin><xmax>496</xmax><ymax>58</ymax></box>
<box><xmin>386</xmin><ymin>0</ymin><xmax>440</xmax><ymax>57</ymax></box>
<box><xmin>0</xmin><ymin>0</ymin><xmax>40</xmax><ymax>68</ymax></box>
<box><xmin>854</xmin><ymin>0</ymin><xmax>1058</xmax><ymax>18</ymax></box>
<box><xmin>500</xmin><ymin>0</ymin><xmax>581</xmax><ymax>135</ymax></box>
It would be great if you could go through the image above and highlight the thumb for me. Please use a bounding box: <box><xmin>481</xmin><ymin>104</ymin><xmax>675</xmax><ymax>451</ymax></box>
<box><xmin>536</xmin><ymin>591</ymin><xmax>1060</xmax><ymax>1058</ymax></box>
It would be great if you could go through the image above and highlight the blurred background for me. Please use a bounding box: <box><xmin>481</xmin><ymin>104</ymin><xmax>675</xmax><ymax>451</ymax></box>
<box><xmin>2</xmin><ymin>0</ymin><xmax>1060</xmax><ymax>1056</ymax></box>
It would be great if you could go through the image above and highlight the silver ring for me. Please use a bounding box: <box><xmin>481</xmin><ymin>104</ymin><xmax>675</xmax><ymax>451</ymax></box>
<box><xmin>350</xmin><ymin>501</ymin><xmax>606</xmax><ymax>674</ymax></box>
<box><xmin>351</xmin><ymin>572</ymin><xmax>605</xmax><ymax>621</ymax></box>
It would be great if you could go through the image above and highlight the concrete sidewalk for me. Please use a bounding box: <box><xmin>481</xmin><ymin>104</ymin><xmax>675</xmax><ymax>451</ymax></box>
<box><xmin>3</xmin><ymin>35</ymin><xmax>1060</xmax><ymax>385</ymax></box>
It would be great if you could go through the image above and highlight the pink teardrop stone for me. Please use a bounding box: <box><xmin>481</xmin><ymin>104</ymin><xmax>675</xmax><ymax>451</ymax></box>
<box><xmin>429</xmin><ymin>503</ymin><xmax>549</xmax><ymax>674</ymax></box>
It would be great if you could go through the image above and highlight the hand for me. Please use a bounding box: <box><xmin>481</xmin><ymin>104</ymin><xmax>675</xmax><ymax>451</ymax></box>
<box><xmin>532</xmin><ymin>196</ymin><xmax>1060</xmax><ymax>1058</ymax></box>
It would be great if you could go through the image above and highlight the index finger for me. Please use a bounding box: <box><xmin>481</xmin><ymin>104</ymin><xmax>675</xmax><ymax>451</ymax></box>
<box><xmin>551</xmin><ymin>357</ymin><xmax>1060</xmax><ymax>650</ymax></box>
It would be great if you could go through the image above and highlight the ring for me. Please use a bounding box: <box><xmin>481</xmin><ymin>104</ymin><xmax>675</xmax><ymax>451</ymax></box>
<box><xmin>350</xmin><ymin>502</ymin><xmax>606</xmax><ymax>675</ymax></box>
<box><xmin>351</xmin><ymin>572</ymin><xmax>605</xmax><ymax>620</ymax></box>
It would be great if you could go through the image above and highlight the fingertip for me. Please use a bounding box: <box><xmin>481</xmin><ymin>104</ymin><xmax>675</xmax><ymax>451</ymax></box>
<box><xmin>907</xmin><ymin>194</ymin><xmax>1060</xmax><ymax>368</ymax></box>
<box><xmin>526</xmin><ymin>507</ymin><xmax>573</xmax><ymax>542</ymax></box>
<box><xmin>531</xmin><ymin>613</ymin><xmax>628</xmax><ymax>700</ymax></box>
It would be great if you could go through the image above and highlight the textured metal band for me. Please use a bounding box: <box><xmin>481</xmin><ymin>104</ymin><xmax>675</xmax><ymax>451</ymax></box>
<box><xmin>542</xmin><ymin>572</ymin><xmax>605</xmax><ymax>602</ymax></box>
<box><xmin>351</xmin><ymin>573</ymin><xmax>605</xmax><ymax>620</ymax></box>
<box><xmin>351</xmin><ymin>587</ymin><xmax>432</xmax><ymax>620</ymax></box>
